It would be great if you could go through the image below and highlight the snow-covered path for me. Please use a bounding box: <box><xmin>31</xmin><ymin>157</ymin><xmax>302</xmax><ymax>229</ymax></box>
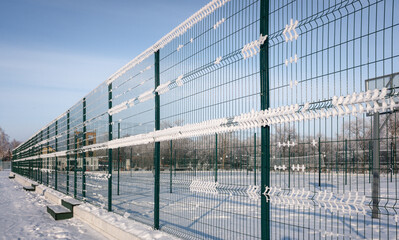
<box><xmin>0</xmin><ymin>170</ymin><xmax>107</xmax><ymax>240</ymax></box>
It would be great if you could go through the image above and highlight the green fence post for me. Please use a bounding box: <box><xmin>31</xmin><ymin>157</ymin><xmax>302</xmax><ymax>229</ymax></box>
<box><xmin>67</xmin><ymin>110</ymin><xmax>70</xmax><ymax>194</ymax></box>
<box><xmin>288</xmin><ymin>137</ymin><xmax>291</xmax><ymax>188</ymax></box>
<box><xmin>215</xmin><ymin>133</ymin><xmax>218</xmax><ymax>182</ymax></box>
<box><xmin>318</xmin><ymin>137</ymin><xmax>321</xmax><ymax>187</ymax></box>
<box><xmin>260</xmin><ymin>0</ymin><xmax>270</xmax><ymax>238</ymax></box>
<box><xmin>74</xmin><ymin>135</ymin><xmax>77</xmax><ymax>198</ymax></box>
<box><xmin>27</xmin><ymin>150</ymin><xmax>30</xmax><ymax>178</ymax></box>
<box><xmin>174</xmin><ymin>149</ymin><xmax>176</xmax><ymax>177</ymax></box>
<box><xmin>117</xmin><ymin>122</ymin><xmax>120</xmax><ymax>196</ymax></box>
<box><xmin>254</xmin><ymin>133</ymin><xmax>257</xmax><ymax>185</ymax></box>
<box><xmin>154</xmin><ymin>50</ymin><xmax>160</xmax><ymax>230</ymax></box>
<box><xmin>83</xmin><ymin>98</ymin><xmax>86</xmax><ymax>199</ymax></box>
<box><xmin>108</xmin><ymin>83</ymin><xmax>113</xmax><ymax>211</ymax></box>
<box><xmin>36</xmin><ymin>155</ymin><xmax>38</xmax><ymax>181</ymax></box>
<box><xmin>55</xmin><ymin>120</ymin><xmax>58</xmax><ymax>190</ymax></box>
<box><xmin>394</xmin><ymin>144</ymin><xmax>396</xmax><ymax>180</ymax></box>
<box><xmin>130</xmin><ymin>147</ymin><xmax>133</xmax><ymax>177</ymax></box>
<box><xmin>29</xmin><ymin>160</ymin><xmax>32</xmax><ymax>179</ymax></box>
<box><xmin>38</xmin><ymin>157</ymin><xmax>41</xmax><ymax>183</ymax></box>
<box><xmin>40</xmin><ymin>155</ymin><xmax>42</xmax><ymax>183</ymax></box>
<box><xmin>335</xmin><ymin>152</ymin><xmax>338</xmax><ymax>174</ymax></box>
<box><xmin>372</xmin><ymin>113</ymin><xmax>380</xmax><ymax>219</ymax></box>
<box><xmin>345</xmin><ymin>139</ymin><xmax>348</xmax><ymax>185</ymax></box>
<box><xmin>47</xmin><ymin>126</ymin><xmax>49</xmax><ymax>186</ymax></box>
<box><xmin>194</xmin><ymin>149</ymin><xmax>197</xmax><ymax>177</ymax></box>
<box><xmin>247</xmin><ymin>155</ymin><xmax>249</xmax><ymax>176</ymax></box>
<box><xmin>170</xmin><ymin>140</ymin><xmax>173</xmax><ymax>193</ymax></box>
<box><xmin>369</xmin><ymin>141</ymin><xmax>372</xmax><ymax>183</ymax></box>
<box><xmin>40</xmin><ymin>131</ymin><xmax>42</xmax><ymax>183</ymax></box>
<box><xmin>391</xmin><ymin>142</ymin><xmax>394</xmax><ymax>182</ymax></box>
<box><xmin>35</xmin><ymin>148</ymin><xmax>38</xmax><ymax>181</ymax></box>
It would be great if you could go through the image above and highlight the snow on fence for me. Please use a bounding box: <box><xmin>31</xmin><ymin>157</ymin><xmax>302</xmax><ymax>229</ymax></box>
<box><xmin>11</xmin><ymin>0</ymin><xmax>399</xmax><ymax>239</ymax></box>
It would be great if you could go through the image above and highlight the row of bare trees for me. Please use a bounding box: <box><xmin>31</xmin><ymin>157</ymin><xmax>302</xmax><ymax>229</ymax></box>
<box><xmin>73</xmin><ymin>115</ymin><xmax>399</xmax><ymax>172</ymax></box>
<box><xmin>130</xmin><ymin>116</ymin><xmax>399</xmax><ymax>171</ymax></box>
<box><xmin>0</xmin><ymin>127</ymin><xmax>21</xmax><ymax>161</ymax></box>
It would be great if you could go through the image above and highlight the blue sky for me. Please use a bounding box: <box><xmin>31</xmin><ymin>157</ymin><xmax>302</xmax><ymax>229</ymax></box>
<box><xmin>0</xmin><ymin>0</ymin><xmax>209</xmax><ymax>142</ymax></box>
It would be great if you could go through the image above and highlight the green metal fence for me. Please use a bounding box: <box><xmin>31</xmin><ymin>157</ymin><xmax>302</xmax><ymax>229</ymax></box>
<box><xmin>0</xmin><ymin>161</ymin><xmax>11</xmax><ymax>170</ymax></box>
<box><xmin>11</xmin><ymin>0</ymin><xmax>399</xmax><ymax>239</ymax></box>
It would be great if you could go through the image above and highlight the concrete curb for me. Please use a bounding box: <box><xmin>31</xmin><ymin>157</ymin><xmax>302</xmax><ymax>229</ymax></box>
<box><xmin>74</xmin><ymin>207</ymin><xmax>140</xmax><ymax>240</ymax></box>
<box><xmin>11</xmin><ymin>174</ymin><xmax>173</xmax><ymax>240</ymax></box>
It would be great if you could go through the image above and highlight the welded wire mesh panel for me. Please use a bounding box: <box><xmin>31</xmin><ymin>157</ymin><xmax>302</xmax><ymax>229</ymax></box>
<box><xmin>57</xmin><ymin>155</ymin><xmax>68</xmax><ymax>194</ymax></box>
<box><xmin>68</xmin><ymin>101</ymin><xmax>84</xmax><ymax>199</ymax></box>
<box><xmin>71</xmin><ymin>156</ymin><xmax>83</xmax><ymax>200</ymax></box>
<box><xmin>157</xmin><ymin>0</ymin><xmax>262</xmax><ymax>238</ymax></box>
<box><xmin>107</xmin><ymin>48</ymin><xmax>157</xmax><ymax>224</ymax></box>
<box><xmin>57</xmin><ymin>114</ymin><xmax>68</xmax><ymax>151</ymax></box>
<box><xmin>48</xmin><ymin>157</ymin><xmax>56</xmax><ymax>188</ymax></box>
<box><xmin>56</xmin><ymin>113</ymin><xmax>68</xmax><ymax>194</ymax></box>
<box><xmin>81</xmin><ymin>84</ymin><xmax>110</xmax><ymax>202</ymax></box>
<box><xmin>112</xmin><ymin>144</ymin><xmax>155</xmax><ymax>226</ymax></box>
<box><xmin>84</xmin><ymin>149</ymin><xmax>109</xmax><ymax>208</ymax></box>
<box><xmin>268</xmin><ymin>0</ymin><xmax>399</xmax><ymax>239</ymax></box>
<box><xmin>11</xmin><ymin>0</ymin><xmax>399</xmax><ymax>239</ymax></box>
<box><xmin>159</xmin><ymin>0</ymin><xmax>260</xmax><ymax>125</ymax></box>
<box><xmin>85</xmin><ymin>83</ymin><xmax>109</xmax><ymax>145</ymax></box>
<box><xmin>111</xmin><ymin>55</ymin><xmax>155</xmax><ymax>138</ymax></box>
<box><xmin>160</xmin><ymin>130</ymin><xmax>261</xmax><ymax>239</ymax></box>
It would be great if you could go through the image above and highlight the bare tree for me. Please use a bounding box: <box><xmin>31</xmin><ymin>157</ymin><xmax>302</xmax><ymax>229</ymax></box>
<box><xmin>10</xmin><ymin>139</ymin><xmax>21</xmax><ymax>149</ymax></box>
<box><xmin>0</xmin><ymin>127</ymin><xmax>10</xmax><ymax>159</ymax></box>
<box><xmin>0</xmin><ymin>127</ymin><xmax>22</xmax><ymax>161</ymax></box>
<box><xmin>341</xmin><ymin>118</ymin><xmax>372</xmax><ymax>151</ymax></box>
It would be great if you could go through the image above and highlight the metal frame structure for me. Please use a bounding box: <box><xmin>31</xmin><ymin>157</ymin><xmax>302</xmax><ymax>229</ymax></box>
<box><xmin>11</xmin><ymin>0</ymin><xmax>399</xmax><ymax>239</ymax></box>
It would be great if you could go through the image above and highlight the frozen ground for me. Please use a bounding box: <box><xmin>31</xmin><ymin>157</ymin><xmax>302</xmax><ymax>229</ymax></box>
<box><xmin>30</xmin><ymin>167</ymin><xmax>399</xmax><ymax>239</ymax></box>
<box><xmin>0</xmin><ymin>170</ymin><xmax>107</xmax><ymax>240</ymax></box>
<box><xmin>70</xmin><ymin>170</ymin><xmax>399</xmax><ymax>239</ymax></box>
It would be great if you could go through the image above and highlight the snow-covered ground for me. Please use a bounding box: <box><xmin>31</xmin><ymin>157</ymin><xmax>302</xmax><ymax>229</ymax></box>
<box><xmin>0</xmin><ymin>170</ymin><xmax>107</xmax><ymax>240</ymax></box>
<box><xmin>25</xmin><ymin>168</ymin><xmax>399</xmax><ymax>239</ymax></box>
<box><xmin>53</xmin><ymin>170</ymin><xmax>399</xmax><ymax>239</ymax></box>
